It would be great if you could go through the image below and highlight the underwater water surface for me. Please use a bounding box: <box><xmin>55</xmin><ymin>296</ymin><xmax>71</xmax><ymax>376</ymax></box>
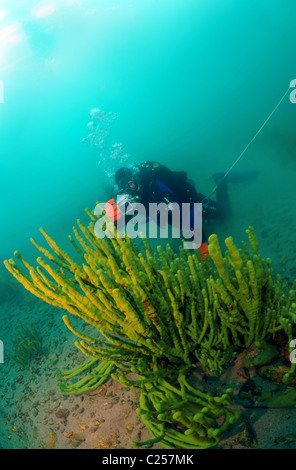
<box><xmin>0</xmin><ymin>0</ymin><xmax>296</xmax><ymax>451</ymax></box>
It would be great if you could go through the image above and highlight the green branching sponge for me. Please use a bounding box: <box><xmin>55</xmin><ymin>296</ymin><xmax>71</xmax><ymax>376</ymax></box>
<box><xmin>4</xmin><ymin>212</ymin><xmax>296</xmax><ymax>448</ymax></box>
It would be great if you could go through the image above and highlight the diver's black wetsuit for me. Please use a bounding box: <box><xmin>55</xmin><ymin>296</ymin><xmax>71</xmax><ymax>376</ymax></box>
<box><xmin>114</xmin><ymin>161</ymin><xmax>231</xmax><ymax>242</ymax></box>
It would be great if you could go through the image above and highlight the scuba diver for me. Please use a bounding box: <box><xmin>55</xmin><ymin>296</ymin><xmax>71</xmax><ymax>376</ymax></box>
<box><xmin>104</xmin><ymin>161</ymin><xmax>233</xmax><ymax>261</ymax></box>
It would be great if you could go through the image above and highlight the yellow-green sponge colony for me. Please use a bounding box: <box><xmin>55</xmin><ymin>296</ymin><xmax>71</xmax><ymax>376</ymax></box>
<box><xmin>4</xmin><ymin>211</ymin><xmax>296</xmax><ymax>448</ymax></box>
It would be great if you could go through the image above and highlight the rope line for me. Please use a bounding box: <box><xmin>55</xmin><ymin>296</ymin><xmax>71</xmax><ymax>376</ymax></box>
<box><xmin>204</xmin><ymin>85</ymin><xmax>291</xmax><ymax>202</ymax></box>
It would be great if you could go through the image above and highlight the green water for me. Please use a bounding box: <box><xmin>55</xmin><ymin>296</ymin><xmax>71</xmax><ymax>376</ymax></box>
<box><xmin>0</xmin><ymin>0</ymin><xmax>296</xmax><ymax>450</ymax></box>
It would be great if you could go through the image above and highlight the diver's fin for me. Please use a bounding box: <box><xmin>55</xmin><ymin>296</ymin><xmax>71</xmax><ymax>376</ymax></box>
<box><xmin>226</xmin><ymin>171</ymin><xmax>260</xmax><ymax>183</ymax></box>
<box><xmin>213</xmin><ymin>171</ymin><xmax>259</xmax><ymax>184</ymax></box>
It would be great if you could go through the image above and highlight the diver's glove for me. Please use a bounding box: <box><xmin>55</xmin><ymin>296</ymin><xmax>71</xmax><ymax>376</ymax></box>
<box><xmin>105</xmin><ymin>199</ymin><xmax>122</xmax><ymax>222</ymax></box>
<box><xmin>198</xmin><ymin>242</ymin><xmax>209</xmax><ymax>262</ymax></box>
